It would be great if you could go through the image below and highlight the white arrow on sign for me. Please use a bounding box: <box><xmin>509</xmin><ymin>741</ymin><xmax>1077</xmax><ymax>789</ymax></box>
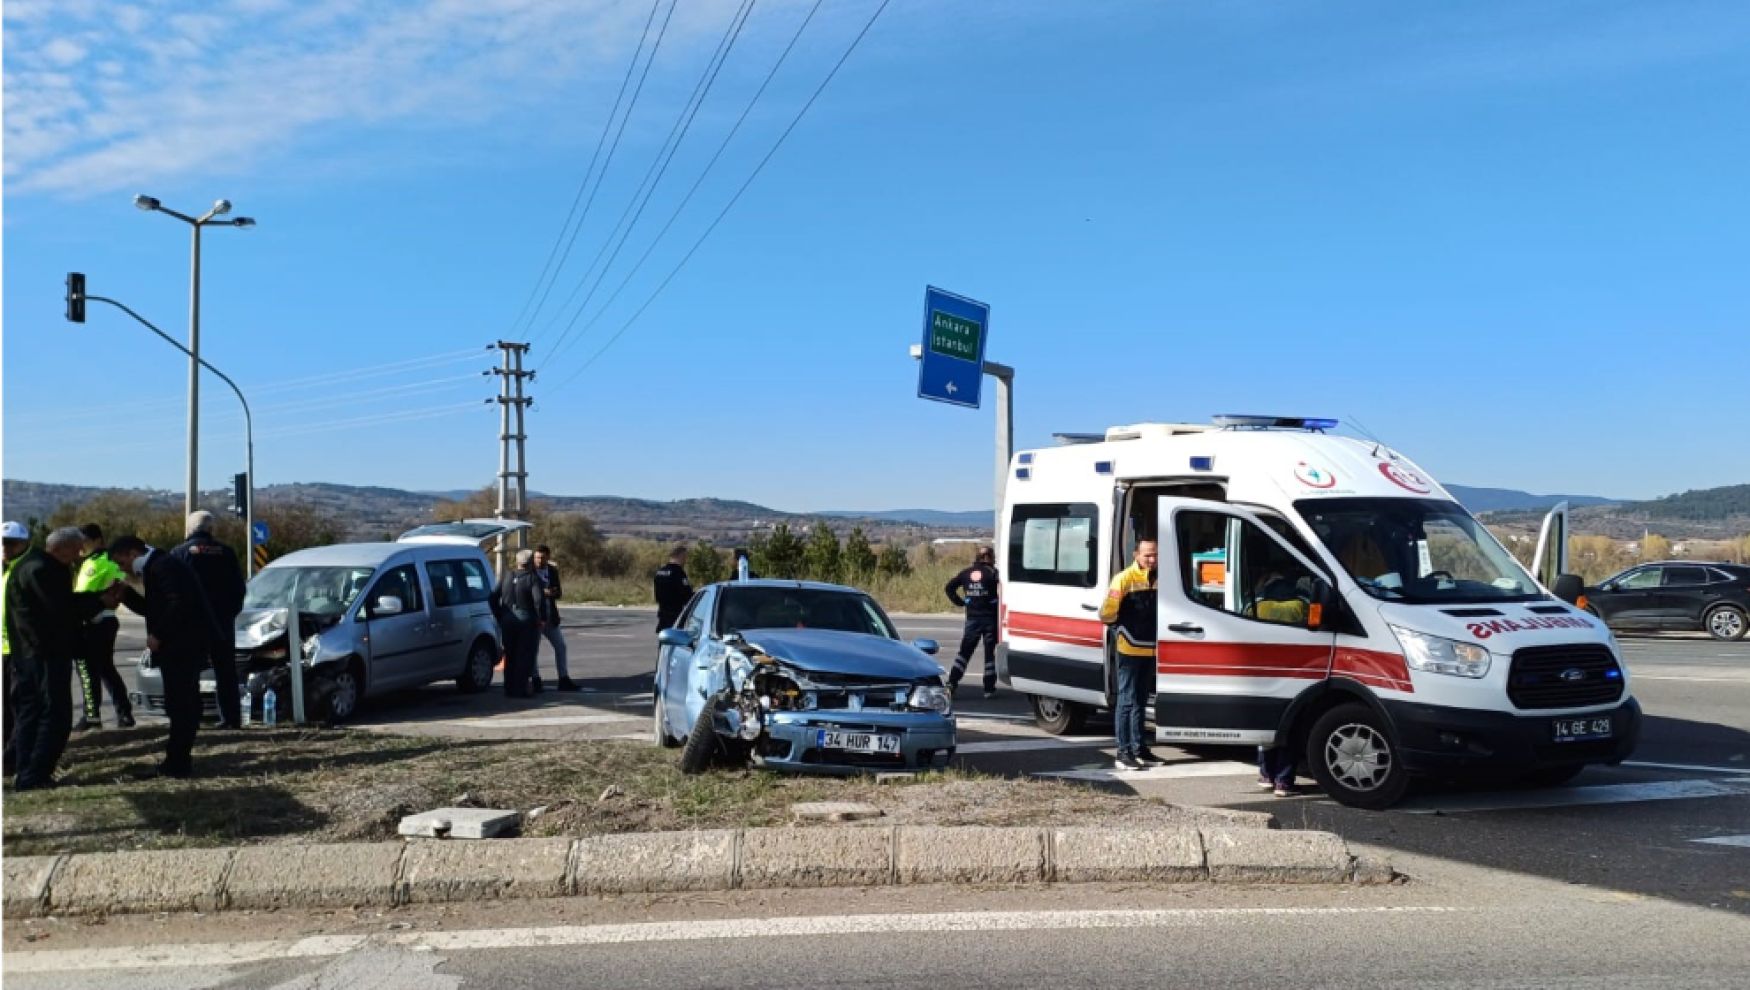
<box><xmin>945</xmin><ymin>381</ymin><xmax>958</xmax><ymax>395</ymax></box>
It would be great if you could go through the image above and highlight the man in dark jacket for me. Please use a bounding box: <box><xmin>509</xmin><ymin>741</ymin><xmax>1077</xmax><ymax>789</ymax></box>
<box><xmin>944</xmin><ymin>545</ymin><xmax>1002</xmax><ymax>698</ymax></box>
<box><xmin>108</xmin><ymin>536</ymin><xmax>224</xmax><ymax>778</ymax></box>
<box><xmin>498</xmin><ymin>550</ymin><xmax>542</xmax><ymax>698</ymax></box>
<box><xmin>653</xmin><ymin>546</ymin><xmax>693</xmax><ymax>632</ymax></box>
<box><xmin>5</xmin><ymin>527</ymin><xmax>120</xmax><ymax>790</ymax></box>
<box><xmin>531</xmin><ymin>544</ymin><xmax>576</xmax><ymax>691</ymax></box>
<box><xmin>171</xmin><ymin>512</ymin><xmax>246</xmax><ymax>728</ymax></box>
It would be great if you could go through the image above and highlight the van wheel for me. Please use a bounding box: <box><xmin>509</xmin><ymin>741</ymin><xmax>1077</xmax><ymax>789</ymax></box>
<box><xmin>1030</xmin><ymin>695</ymin><xmax>1089</xmax><ymax>735</ymax></box>
<box><xmin>320</xmin><ymin>662</ymin><xmax>364</xmax><ymax>726</ymax></box>
<box><xmin>678</xmin><ymin>706</ymin><xmax>720</xmax><ymax>774</ymax></box>
<box><xmin>1305</xmin><ymin>703</ymin><xmax>1410</xmax><ymax>810</ymax></box>
<box><xmin>456</xmin><ymin>639</ymin><xmax>497</xmax><ymax>693</ymax></box>
<box><xmin>1705</xmin><ymin>604</ymin><xmax>1747</xmax><ymax>641</ymax></box>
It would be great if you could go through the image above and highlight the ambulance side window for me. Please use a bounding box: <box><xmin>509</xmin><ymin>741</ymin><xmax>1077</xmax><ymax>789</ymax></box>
<box><xmin>1008</xmin><ymin>503</ymin><xmax>1099</xmax><ymax>588</ymax></box>
<box><xmin>1174</xmin><ymin>510</ymin><xmax>1325</xmax><ymax>629</ymax></box>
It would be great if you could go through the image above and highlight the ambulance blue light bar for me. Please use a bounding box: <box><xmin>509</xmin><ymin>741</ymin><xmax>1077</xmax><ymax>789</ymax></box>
<box><xmin>1213</xmin><ymin>415</ymin><xmax>1339</xmax><ymax>433</ymax></box>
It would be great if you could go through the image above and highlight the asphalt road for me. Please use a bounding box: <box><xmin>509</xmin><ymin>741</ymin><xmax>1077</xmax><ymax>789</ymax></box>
<box><xmin>104</xmin><ymin>607</ymin><xmax>1750</xmax><ymax>918</ymax></box>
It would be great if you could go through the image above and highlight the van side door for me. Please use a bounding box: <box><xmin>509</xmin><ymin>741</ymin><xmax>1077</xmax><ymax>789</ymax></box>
<box><xmin>1001</xmin><ymin>501</ymin><xmax>1107</xmax><ymax>708</ymax></box>
<box><xmin>359</xmin><ymin>562</ymin><xmax>433</xmax><ymax>690</ymax></box>
<box><xmin>1155</xmin><ymin>498</ymin><xmax>1338</xmax><ymax>746</ymax></box>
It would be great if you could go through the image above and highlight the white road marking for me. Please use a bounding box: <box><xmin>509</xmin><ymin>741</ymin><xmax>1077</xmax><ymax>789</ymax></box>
<box><xmin>1398</xmin><ymin>778</ymin><xmax>1750</xmax><ymax>815</ymax></box>
<box><xmin>1622</xmin><ymin>760</ymin><xmax>1750</xmax><ymax>775</ymax></box>
<box><xmin>2</xmin><ymin>907</ymin><xmax>1466</xmax><ymax>974</ymax></box>
<box><xmin>1039</xmin><ymin>761</ymin><xmax>1260</xmax><ymax>782</ymax></box>
<box><xmin>1691</xmin><ymin>834</ymin><xmax>1750</xmax><ymax>848</ymax></box>
<box><xmin>449</xmin><ymin>713</ymin><xmax>640</xmax><ymax>728</ymax></box>
<box><xmin>956</xmin><ymin>737</ymin><xmax>1107</xmax><ymax>755</ymax></box>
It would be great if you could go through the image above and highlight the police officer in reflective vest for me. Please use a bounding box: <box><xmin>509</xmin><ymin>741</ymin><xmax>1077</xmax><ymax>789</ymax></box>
<box><xmin>944</xmin><ymin>546</ymin><xmax>1001</xmax><ymax>698</ymax></box>
<box><xmin>73</xmin><ymin>524</ymin><xmax>135</xmax><ymax>730</ymax></box>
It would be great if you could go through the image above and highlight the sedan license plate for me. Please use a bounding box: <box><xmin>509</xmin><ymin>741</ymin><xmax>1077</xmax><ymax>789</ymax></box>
<box><xmin>817</xmin><ymin>729</ymin><xmax>901</xmax><ymax>755</ymax></box>
<box><xmin>1552</xmin><ymin>717</ymin><xmax>1612</xmax><ymax>743</ymax></box>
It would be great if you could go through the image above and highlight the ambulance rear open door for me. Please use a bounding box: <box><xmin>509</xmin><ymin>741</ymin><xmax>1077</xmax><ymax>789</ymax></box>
<box><xmin>1154</xmin><ymin>497</ymin><xmax>1340</xmax><ymax>746</ymax></box>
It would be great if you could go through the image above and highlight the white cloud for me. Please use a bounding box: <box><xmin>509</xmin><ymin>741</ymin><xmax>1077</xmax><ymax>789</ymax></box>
<box><xmin>3</xmin><ymin>0</ymin><xmax>818</xmax><ymax>197</ymax></box>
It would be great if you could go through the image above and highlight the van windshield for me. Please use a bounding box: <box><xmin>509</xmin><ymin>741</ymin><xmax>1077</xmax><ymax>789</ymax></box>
<box><xmin>1295</xmin><ymin>498</ymin><xmax>1543</xmax><ymax>604</ymax></box>
<box><xmin>245</xmin><ymin>566</ymin><xmax>377</xmax><ymax>616</ymax></box>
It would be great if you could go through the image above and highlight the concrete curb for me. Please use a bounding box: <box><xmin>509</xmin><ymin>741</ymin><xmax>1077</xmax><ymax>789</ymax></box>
<box><xmin>4</xmin><ymin>827</ymin><xmax>1394</xmax><ymax>918</ymax></box>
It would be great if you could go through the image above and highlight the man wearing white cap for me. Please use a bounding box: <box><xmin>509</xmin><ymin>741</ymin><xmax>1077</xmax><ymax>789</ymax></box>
<box><xmin>2</xmin><ymin>521</ymin><xmax>31</xmax><ymax>774</ymax></box>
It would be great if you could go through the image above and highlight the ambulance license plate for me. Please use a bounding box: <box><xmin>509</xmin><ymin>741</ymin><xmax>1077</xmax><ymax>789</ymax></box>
<box><xmin>817</xmin><ymin>730</ymin><xmax>901</xmax><ymax>755</ymax></box>
<box><xmin>1551</xmin><ymin>717</ymin><xmax>1612</xmax><ymax>743</ymax></box>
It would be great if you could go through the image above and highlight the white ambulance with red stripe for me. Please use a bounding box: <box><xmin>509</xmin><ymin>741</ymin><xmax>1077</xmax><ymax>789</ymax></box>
<box><xmin>996</xmin><ymin>416</ymin><xmax>1640</xmax><ymax>808</ymax></box>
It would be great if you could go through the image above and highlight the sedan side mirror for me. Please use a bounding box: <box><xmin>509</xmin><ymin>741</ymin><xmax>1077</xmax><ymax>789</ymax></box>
<box><xmin>373</xmin><ymin>595</ymin><xmax>404</xmax><ymax>617</ymax></box>
<box><xmin>658</xmin><ymin>627</ymin><xmax>696</xmax><ymax>649</ymax></box>
<box><xmin>911</xmin><ymin>638</ymin><xmax>940</xmax><ymax>656</ymax></box>
<box><xmin>1553</xmin><ymin>574</ymin><xmax>1584</xmax><ymax>605</ymax></box>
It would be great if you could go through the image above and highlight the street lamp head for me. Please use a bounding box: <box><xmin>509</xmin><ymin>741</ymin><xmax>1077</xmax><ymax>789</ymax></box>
<box><xmin>133</xmin><ymin>194</ymin><xmax>161</xmax><ymax>212</ymax></box>
<box><xmin>231</xmin><ymin>216</ymin><xmax>256</xmax><ymax>228</ymax></box>
<box><xmin>211</xmin><ymin>199</ymin><xmax>232</xmax><ymax>216</ymax></box>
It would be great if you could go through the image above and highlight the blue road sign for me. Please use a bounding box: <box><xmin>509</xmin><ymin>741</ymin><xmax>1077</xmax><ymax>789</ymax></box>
<box><xmin>916</xmin><ymin>286</ymin><xmax>989</xmax><ymax>409</ymax></box>
<box><xmin>251</xmin><ymin>520</ymin><xmax>270</xmax><ymax>545</ymax></box>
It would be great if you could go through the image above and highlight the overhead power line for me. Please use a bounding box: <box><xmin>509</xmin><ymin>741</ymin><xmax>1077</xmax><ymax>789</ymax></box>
<box><xmin>542</xmin><ymin>0</ymin><xmax>824</xmax><ymax>370</ymax></box>
<box><xmin>551</xmin><ymin>0</ymin><xmax>893</xmax><ymax>389</ymax></box>
<box><xmin>506</xmin><ymin>0</ymin><xmax>667</xmax><ymax>341</ymax></box>
<box><xmin>537</xmin><ymin>0</ymin><xmax>759</xmax><ymax>360</ymax></box>
<box><xmin>525</xmin><ymin>0</ymin><xmax>682</xmax><ymax>347</ymax></box>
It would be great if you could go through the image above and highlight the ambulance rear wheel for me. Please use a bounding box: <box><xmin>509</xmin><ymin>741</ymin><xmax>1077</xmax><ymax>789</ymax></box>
<box><xmin>1030</xmin><ymin>695</ymin><xmax>1088</xmax><ymax>735</ymax></box>
<box><xmin>1305</xmin><ymin>703</ymin><xmax>1410</xmax><ymax>810</ymax></box>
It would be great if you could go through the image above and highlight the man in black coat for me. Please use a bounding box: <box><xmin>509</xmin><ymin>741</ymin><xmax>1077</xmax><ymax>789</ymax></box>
<box><xmin>653</xmin><ymin>546</ymin><xmax>693</xmax><ymax>632</ymax></box>
<box><xmin>944</xmin><ymin>545</ymin><xmax>1002</xmax><ymax>698</ymax></box>
<box><xmin>498</xmin><ymin>550</ymin><xmax>542</xmax><ymax>698</ymax></box>
<box><xmin>108</xmin><ymin>536</ymin><xmax>224</xmax><ymax>778</ymax></box>
<box><xmin>171</xmin><ymin>512</ymin><xmax>247</xmax><ymax>727</ymax></box>
<box><xmin>4</xmin><ymin>527</ymin><xmax>120</xmax><ymax>790</ymax></box>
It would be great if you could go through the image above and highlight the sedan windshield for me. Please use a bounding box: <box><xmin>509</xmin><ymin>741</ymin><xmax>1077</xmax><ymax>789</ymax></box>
<box><xmin>1296</xmin><ymin>498</ymin><xmax>1542</xmax><ymax>604</ymax></box>
<box><xmin>715</xmin><ymin>587</ymin><xmax>898</xmax><ymax>639</ymax></box>
<box><xmin>244</xmin><ymin>566</ymin><xmax>376</xmax><ymax>616</ymax></box>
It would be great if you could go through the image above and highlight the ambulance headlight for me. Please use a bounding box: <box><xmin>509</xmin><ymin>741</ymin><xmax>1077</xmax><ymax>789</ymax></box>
<box><xmin>1390</xmin><ymin>626</ymin><xmax>1490</xmax><ymax>678</ymax></box>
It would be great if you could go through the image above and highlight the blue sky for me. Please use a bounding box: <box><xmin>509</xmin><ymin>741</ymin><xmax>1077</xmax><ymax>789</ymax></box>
<box><xmin>5</xmin><ymin>0</ymin><xmax>1747</xmax><ymax>512</ymax></box>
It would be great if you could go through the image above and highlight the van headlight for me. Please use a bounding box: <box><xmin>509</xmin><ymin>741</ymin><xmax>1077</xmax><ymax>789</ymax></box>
<box><xmin>1390</xmin><ymin>625</ymin><xmax>1491</xmax><ymax>678</ymax></box>
<box><xmin>236</xmin><ymin>610</ymin><xmax>288</xmax><ymax>649</ymax></box>
<box><xmin>908</xmin><ymin>685</ymin><xmax>953</xmax><ymax>715</ymax></box>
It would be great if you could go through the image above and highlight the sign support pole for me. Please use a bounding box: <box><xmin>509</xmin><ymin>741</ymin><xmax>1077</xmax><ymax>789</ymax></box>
<box><xmin>910</xmin><ymin>344</ymin><xmax>1014</xmax><ymax>541</ymax></box>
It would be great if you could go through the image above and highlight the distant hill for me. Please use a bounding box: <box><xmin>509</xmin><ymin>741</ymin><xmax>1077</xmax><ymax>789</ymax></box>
<box><xmin>820</xmin><ymin>509</ymin><xmax>992</xmax><ymax>527</ymax></box>
<box><xmin>1482</xmin><ymin>483</ymin><xmax>1750</xmax><ymax>540</ymax></box>
<box><xmin>1445</xmin><ymin>484</ymin><xmax>1616</xmax><ymax>514</ymax></box>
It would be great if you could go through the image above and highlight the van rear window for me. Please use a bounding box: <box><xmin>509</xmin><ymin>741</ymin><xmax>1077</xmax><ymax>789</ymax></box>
<box><xmin>1008</xmin><ymin>503</ymin><xmax>1099</xmax><ymax>588</ymax></box>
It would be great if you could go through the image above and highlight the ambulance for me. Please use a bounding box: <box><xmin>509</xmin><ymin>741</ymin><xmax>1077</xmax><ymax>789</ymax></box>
<box><xmin>995</xmin><ymin>415</ymin><xmax>1640</xmax><ymax>809</ymax></box>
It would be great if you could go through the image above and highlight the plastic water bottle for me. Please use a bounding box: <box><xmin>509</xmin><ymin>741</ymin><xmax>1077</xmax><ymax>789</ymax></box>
<box><xmin>239</xmin><ymin>687</ymin><xmax>252</xmax><ymax>728</ymax></box>
<box><xmin>263</xmin><ymin>688</ymin><xmax>278</xmax><ymax>727</ymax></box>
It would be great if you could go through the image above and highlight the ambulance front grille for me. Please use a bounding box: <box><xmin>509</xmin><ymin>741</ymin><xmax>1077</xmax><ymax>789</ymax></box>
<box><xmin>1506</xmin><ymin>644</ymin><xmax>1624</xmax><ymax>710</ymax></box>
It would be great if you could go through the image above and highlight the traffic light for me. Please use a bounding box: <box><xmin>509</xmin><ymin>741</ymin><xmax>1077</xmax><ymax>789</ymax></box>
<box><xmin>65</xmin><ymin>272</ymin><xmax>86</xmax><ymax>323</ymax></box>
<box><xmin>231</xmin><ymin>472</ymin><xmax>248</xmax><ymax>518</ymax></box>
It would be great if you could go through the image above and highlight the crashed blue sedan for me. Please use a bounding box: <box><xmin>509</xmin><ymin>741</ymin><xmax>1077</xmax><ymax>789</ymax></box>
<box><xmin>653</xmin><ymin>580</ymin><xmax>956</xmax><ymax>773</ymax></box>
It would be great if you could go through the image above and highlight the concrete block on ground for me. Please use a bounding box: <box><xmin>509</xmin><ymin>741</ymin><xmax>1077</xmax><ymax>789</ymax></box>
<box><xmin>791</xmin><ymin>801</ymin><xmax>884</xmax><ymax>822</ymax></box>
<box><xmin>1051</xmin><ymin>828</ymin><xmax>1205</xmax><ymax>883</ymax></box>
<box><xmin>574</xmin><ymin>830</ymin><xmax>735</xmax><ymax>894</ymax></box>
<box><xmin>896</xmin><ymin>827</ymin><xmax>1045</xmax><ymax>885</ymax></box>
<box><xmin>225</xmin><ymin>843</ymin><xmax>402</xmax><ymax>910</ymax></box>
<box><xmin>1203</xmin><ymin>829</ymin><xmax>1352</xmax><ymax>884</ymax></box>
<box><xmin>50</xmin><ymin>848</ymin><xmax>232</xmax><ymax>915</ymax></box>
<box><xmin>1353</xmin><ymin>856</ymin><xmax>1397</xmax><ymax>885</ymax></box>
<box><xmin>397</xmin><ymin>807</ymin><xmax>521</xmax><ymax>839</ymax></box>
<box><xmin>400</xmin><ymin>837</ymin><xmax>570</xmax><ymax>903</ymax></box>
<box><xmin>2</xmin><ymin>855</ymin><xmax>61</xmax><ymax>918</ymax></box>
<box><xmin>739</xmin><ymin>827</ymin><xmax>893</xmax><ymax>888</ymax></box>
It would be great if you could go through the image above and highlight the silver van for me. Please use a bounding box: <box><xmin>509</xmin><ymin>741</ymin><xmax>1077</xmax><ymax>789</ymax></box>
<box><xmin>133</xmin><ymin>520</ymin><xmax>527</xmax><ymax>724</ymax></box>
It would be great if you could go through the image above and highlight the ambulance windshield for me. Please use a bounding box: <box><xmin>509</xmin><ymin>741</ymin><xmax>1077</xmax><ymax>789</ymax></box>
<box><xmin>1295</xmin><ymin>498</ymin><xmax>1543</xmax><ymax>604</ymax></box>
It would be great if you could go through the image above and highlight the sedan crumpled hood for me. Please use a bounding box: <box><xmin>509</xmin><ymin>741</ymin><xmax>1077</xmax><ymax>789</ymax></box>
<box><xmin>739</xmin><ymin>628</ymin><xmax>940</xmax><ymax>680</ymax></box>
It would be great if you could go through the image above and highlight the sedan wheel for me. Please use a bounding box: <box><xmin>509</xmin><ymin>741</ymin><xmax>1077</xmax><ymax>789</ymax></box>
<box><xmin>1706</xmin><ymin>605</ymin><xmax>1748</xmax><ymax>641</ymax></box>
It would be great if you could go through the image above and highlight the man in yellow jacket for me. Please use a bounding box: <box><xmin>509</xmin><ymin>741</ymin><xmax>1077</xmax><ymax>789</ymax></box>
<box><xmin>73</xmin><ymin>524</ymin><xmax>134</xmax><ymax>730</ymax></box>
<box><xmin>1100</xmin><ymin>540</ymin><xmax>1161</xmax><ymax>772</ymax></box>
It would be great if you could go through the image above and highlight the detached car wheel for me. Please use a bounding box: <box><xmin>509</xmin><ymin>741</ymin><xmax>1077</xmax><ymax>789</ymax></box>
<box><xmin>1705</xmin><ymin>605</ymin><xmax>1747</xmax><ymax>641</ymax></box>
<box><xmin>1305</xmin><ymin>703</ymin><xmax>1410</xmax><ymax>810</ymax></box>
<box><xmin>456</xmin><ymin>639</ymin><xmax>497</xmax><ymax>693</ymax></box>
<box><xmin>1030</xmin><ymin>694</ymin><xmax>1089</xmax><ymax>735</ymax></box>
<box><xmin>677</xmin><ymin>705</ymin><xmax>719</xmax><ymax>774</ymax></box>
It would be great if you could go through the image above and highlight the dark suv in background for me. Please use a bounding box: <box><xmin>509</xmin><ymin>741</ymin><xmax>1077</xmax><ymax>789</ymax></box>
<box><xmin>1581</xmin><ymin>562</ymin><xmax>1750</xmax><ymax>641</ymax></box>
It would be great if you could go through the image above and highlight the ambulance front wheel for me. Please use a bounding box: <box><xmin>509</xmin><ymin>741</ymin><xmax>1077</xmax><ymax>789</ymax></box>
<box><xmin>1030</xmin><ymin>695</ymin><xmax>1089</xmax><ymax>735</ymax></box>
<box><xmin>1305</xmin><ymin>703</ymin><xmax>1411</xmax><ymax>810</ymax></box>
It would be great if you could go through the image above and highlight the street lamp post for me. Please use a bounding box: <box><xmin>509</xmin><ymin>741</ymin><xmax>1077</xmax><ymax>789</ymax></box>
<box><xmin>133</xmin><ymin>195</ymin><xmax>255</xmax><ymax>518</ymax></box>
